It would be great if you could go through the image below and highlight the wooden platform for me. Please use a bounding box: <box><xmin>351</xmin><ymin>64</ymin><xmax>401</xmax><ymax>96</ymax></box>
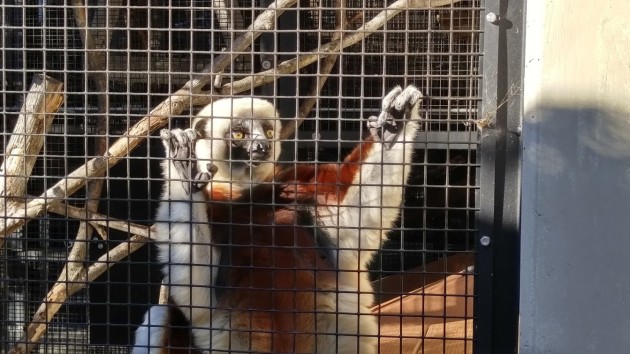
<box><xmin>372</xmin><ymin>269</ymin><xmax>474</xmax><ymax>354</ymax></box>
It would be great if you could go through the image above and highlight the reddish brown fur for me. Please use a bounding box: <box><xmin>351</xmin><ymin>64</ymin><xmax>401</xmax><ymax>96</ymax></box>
<box><xmin>207</xmin><ymin>183</ymin><xmax>243</xmax><ymax>201</ymax></box>
<box><xmin>164</xmin><ymin>138</ymin><xmax>375</xmax><ymax>352</ymax></box>
<box><xmin>278</xmin><ymin>139</ymin><xmax>374</xmax><ymax>204</ymax></box>
<box><xmin>163</xmin><ymin>187</ymin><xmax>331</xmax><ymax>351</ymax></box>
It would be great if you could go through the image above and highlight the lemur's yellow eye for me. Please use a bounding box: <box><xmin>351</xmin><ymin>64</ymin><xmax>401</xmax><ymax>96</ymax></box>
<box><xmin>232</xmin><ymin>130</ymin><xmax>244</xmax><ymax>139</ymax></box>
<box><xmin>265</xmin><ymin>129</ymin><xmax>274</xmax><ymax>139</ymax></box>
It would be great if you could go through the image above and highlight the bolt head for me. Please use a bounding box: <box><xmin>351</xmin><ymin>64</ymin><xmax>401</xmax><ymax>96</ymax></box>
<box><xmin>480</xmin><ymin>235</ymin><xmax>491</xmax><ymax>246</ymax></box>
<box><xmin>261</xmin><ymin>60</ymin><xmax>272</xmax><ymax>70</ymax></box>
<box><xmin>486</xmin><ymin>12</ymin><xmax>499</xmax><ymax>24</ymax></box>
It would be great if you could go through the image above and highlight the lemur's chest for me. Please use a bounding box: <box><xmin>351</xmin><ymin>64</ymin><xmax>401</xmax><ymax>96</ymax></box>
<box><xmin>208</xmin><ymin>201</ymin><xmax>337</xmax><ymax>289</ymax></box>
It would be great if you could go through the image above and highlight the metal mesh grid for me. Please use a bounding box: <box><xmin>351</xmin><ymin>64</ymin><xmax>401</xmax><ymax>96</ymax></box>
<box><xmin>1</xmin><ymin>0</ymin><xmax>481</xmax><ymax>353</ymax></box>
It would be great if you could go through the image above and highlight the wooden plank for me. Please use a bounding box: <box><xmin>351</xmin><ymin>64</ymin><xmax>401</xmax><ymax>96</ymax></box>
<box><xmin>373</xmin><ymin>253</ymin><xmax>475</xmax><ymax>304</ymax></box>
<box><xmin>418</xmin><ymin>319</ymin><xmax>474</xmax><ymax>354</ymax></box>
<box><xmin>374</xmin><ymin>273</ymin><xmax>474</xmax><ymax>354</ymax></box>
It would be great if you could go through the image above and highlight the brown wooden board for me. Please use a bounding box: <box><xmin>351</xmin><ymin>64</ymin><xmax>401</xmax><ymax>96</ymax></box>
<box><xmin>372</xmin><ymin>255</ymin><xmax>474</xmax><ymax>354</ymax></box>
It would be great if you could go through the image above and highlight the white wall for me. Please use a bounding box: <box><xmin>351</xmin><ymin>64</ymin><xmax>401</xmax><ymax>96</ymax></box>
<box><xmin>521</xmin><ymin>1</ymin><xmax>630</xmax><ymax>353</ymax></box>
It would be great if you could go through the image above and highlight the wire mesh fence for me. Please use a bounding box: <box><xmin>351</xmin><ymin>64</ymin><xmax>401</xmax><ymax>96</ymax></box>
<box><xmin>1</xmin><ymin>0</ymin><xmax>482</xmax><ymax>353</ymax></box>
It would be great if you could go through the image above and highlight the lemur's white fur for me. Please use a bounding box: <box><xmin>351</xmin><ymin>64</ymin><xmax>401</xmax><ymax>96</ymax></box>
<box><xmin>132</xmin><ymin>305</ymin><xmax>168</xmax><ymax>354</ymax></box>
<box><xmin>133</xmin><ymin>87</ymin><xmax>423</xmax><ymax>353</ymax></box>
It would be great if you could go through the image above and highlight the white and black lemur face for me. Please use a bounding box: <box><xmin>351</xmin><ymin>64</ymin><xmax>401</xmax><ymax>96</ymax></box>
<box><xmin>192</xmin><ymin>97</ymin><xmax>281</xmax><ymax>185</ymax></box>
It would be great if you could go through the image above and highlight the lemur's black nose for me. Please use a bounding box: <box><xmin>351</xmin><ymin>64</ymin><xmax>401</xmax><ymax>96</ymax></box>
<box><xmin>252</xmin><ymin>140</ymin><xmax>269</xmax><ymax>154</ymax></box>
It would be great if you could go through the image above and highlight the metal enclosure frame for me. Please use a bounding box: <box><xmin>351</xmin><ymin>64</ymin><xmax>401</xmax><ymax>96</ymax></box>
<box><xmin>475</xmin><ymin>0</ymin><xmax>523</xmax><ymax>352</ymax></box>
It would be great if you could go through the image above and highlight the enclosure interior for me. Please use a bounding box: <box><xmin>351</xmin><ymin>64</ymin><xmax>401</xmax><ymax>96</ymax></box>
<box><xmin>1</xmin><ymin>1</ymin><xmax>481</xmax><ymax>353</ymax></box>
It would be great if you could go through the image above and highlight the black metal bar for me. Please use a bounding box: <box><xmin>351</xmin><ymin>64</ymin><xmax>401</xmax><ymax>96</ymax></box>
<box><xmin>475</xmin><ymin>0</ymin><xmax>524</xmax><ymax>352</ymax></box>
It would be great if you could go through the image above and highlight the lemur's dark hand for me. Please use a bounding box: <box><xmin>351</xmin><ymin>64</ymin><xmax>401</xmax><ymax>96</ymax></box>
<box><xmin>160</xmin><ymin>128</ymin><xmax>217</xmax><ymax>195</ymax></box>
<box><xmin>367</xmin><ymin>85</ymin><xmax>423</xmax><ymax>145</ymax></box>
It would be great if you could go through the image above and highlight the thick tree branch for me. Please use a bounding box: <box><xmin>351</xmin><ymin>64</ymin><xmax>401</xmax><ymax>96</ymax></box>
<box><xmin>0</xmin><ymin>75</ymin><xmax>63</xmax><ymax>247</ymax></box>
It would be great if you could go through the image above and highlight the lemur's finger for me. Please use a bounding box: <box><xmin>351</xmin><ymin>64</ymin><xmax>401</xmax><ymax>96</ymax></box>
<box><xmin>381</xmin><ymin>86</ymin><xmax>402</xmax><ymax>112</ymax></box>
<box><xmin>172</xmin><ymin>160</ymin><xmax>189</xmax><ymax>179</ymax></box>
<box><xmin>366</xmin><ymin>115</ymin><xmax>380</xmax><ymax>129</ymax></box>
<box><xmin>172</xmin><ymin>158</ymin><xmax>192</xmax><ymax>195</ymax></box>
<box><xmin>172</xmin><ymin>129</ymin><xmax>189</xmax><ymax>150</ymax></box>
<box><xmin>393</xmin><ymin>85</ymin><xmax>423</xmax><ymax>112</ymax></box>
<box><xmin>160</xmin><ymin>129</ymin><xmax>176</xmax><ymax>157</ymax></box>
<box><xmin>160</xmin><ymin>129</ymin><xmax>172</xmax><ymax>141</ymax></box>
<box><xmin>183</xmin><ymin>128</ymin><xmax>197</xmax><ymax>144</ymax></box>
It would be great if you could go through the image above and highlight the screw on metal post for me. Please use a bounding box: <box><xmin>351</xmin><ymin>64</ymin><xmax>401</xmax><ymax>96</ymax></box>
<box><xmin>486</xmin><ymin>12</ymin><xmax>500</xmax><ymax>24</ymax></box>
<box><xmin>261</xmin><ymin>60</ymin><xmax>273</xmax><ymax>70</ymax></box>
<box><xmin>480</xmin><ymin>235</ymin><xmax>491</xmax><ymax>246</ymax></box>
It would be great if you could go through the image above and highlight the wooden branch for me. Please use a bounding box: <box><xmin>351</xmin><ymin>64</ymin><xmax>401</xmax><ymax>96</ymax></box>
<box><xmin>70</xmin><ymin>0</ymin><xmax>110</xmax><ymax>246</ymax></box>
<box><xmin>8</xmin><ymin>234</ymin><xmax>148</xmax><ymax>354</ymax></box>
<box><xmin>217</xmin><ymin>0</ymin><xmax>464</xmax><ymax>136</ymax></box>
<box><xmin>0</xmin><ymin>74</ymin><xmax>63</xmax><ymax>248</ymax></box>
<box><xmin>90</xmin><ymin>0</ymin><xmax>122</xmax><ymax>51</ymax></box>
<box><xmin>281</xmin><ymin>0</ymin><xmax>347</xmax><ymax>139</ymax></box>
<box><xmin>46</xmin><ymin>202</ymin><xmax>153</xmax><ymax>239</ymax></box>
<box><xmin>212</xmin><ymin>0</ymin><xmax>250</xmax><ymax>85</ymax></box>
<box><xmin>213</xmin><ymin>0</ymin><xmax>246</xmax><ymax>54</ymax></box>
<box><xmin>159</xmin><ymin>281</ymin><xmax>170</xmax><ymax>305</ymax></box>
<box><xmin>9</xmin><ymin>5</ymin><xmax>117</xmax><ymax>352</ymax></box>
<box><xmin>0</xmin><ymin>0</ymin><xmax>297</xmax><ymax>240</ymax></box>
<box><xmin>69</xmin><ymin>0</ymin><xmax>110</xmax><ymax>273</ymax></box>
<box><xmin>72</xmin><ymin>0</ymin><xmax>109</xmax><ymax>123</ymax></box>
<box><xmin>0</xmin><ymin>75</ymin><xmax>63</xmax><ymax>201</ymax></box>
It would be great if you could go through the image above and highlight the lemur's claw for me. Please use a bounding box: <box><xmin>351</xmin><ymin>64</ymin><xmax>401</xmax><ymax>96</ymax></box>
<box><xmin>367</xmin><ymin>85</ymin><xmax>423</xmax><ymax>143</ymax></box>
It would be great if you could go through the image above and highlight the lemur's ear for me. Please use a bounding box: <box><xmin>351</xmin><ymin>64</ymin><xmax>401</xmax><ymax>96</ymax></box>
<box><xmin>193</xmin><ymin>118</ymin><xmax>207</xmax><ymax>137</ymax></box>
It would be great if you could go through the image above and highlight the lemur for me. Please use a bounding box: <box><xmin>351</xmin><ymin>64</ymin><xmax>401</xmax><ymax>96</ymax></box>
<box><xmin>133</xmin><ymin>86</ymin><xmax>424</xmax><ymax>353</ymax></box>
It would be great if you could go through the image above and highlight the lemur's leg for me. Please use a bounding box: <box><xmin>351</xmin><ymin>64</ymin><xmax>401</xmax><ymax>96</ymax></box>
<box><xmin>154</xmin><ymin>128</ymin><xmax>219</xmax><ymax>350</ymax></box>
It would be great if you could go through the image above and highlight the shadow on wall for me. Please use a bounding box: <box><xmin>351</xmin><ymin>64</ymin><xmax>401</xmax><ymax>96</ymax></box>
<box><xmin>521</xmin><ymin>102</ymin><xmax>630</xmax><ymax>353</ymax></box>
<box><xmin>525</xmin><ymin>103</ymin><xmax>630</xmax><ymax>191</ymax></box>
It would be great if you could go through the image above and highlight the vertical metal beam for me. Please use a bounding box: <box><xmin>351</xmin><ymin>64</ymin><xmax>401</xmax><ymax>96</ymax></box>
<box><xmin>475</xmin><ymin>0</ymin><xmax>524</xmax><ymax>352</ymax></box>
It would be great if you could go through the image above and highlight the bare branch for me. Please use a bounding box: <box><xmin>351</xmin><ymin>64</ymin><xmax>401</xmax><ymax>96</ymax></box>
<box><xmin>0</xmin><ymin>75</ymin><xmax>63</xmax><ymax>247</ymax></box>
<box><xmin>159</xmin><ymin>282</ymin><xmax>170</xmax><ymax>305</ymax></box>
<box><xmin>281</xmin><ymin>0</ymin><xmax>347</xmax><ymax>139</ymax></box>
<box><xmin>220</xmin><ymin>0</ymin><xmax>463</xmax><ymax>105</ymax></box>
<box><xmin>9</xmin><ymin>4</ymin><xmax>113</xmax><ymax>352</ymax></box>
<box><xmin>8</xmin><ymin>235</ymin><xmax>148</xmax><ymax>354</ymax></box>
<box><xmin>0</xmin><ymin>0</ymin><xmax>297</xmax><ymax>240</ymax></box>
<box><xmin>46</xmin><ymin>202</ymin><xmax>154</xmax><ymax>239</ymax></box>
